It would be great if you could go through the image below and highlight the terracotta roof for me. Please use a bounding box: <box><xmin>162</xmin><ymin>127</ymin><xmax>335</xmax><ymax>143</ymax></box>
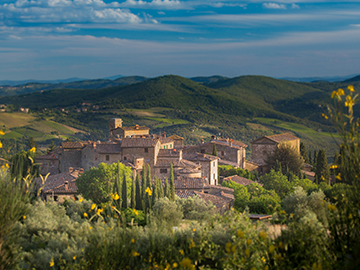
<box><xmin>209</xmin><ymin>185</ymin><xmax>234</xmax><ymax>194</ymax></box>
<box><xmin>168</xmin><ymin>134</ymin><xmax>184</xmax><ymax>140</ymax></box>
<box><xmin>223</xmin><ymin>175</ymin><xmax>260</xmax><ymax>187</ymax></box>
<box><xmin>121</xmin><ymin>138</ymin><xmax>159</xmax><ymax>148</ymax></box>
<box><xmin>40</xmin><ymin>170</ymin><xmax>80</xmax><ymax>194</ymax></box>
<box><xmin>175</xmin><ymin>190</ymin><xmax>196</xmax><ymax>199</ymax></box>
<box><xmin>301</xmin><ymin>170</ymin><xmax>315</xmax><ymax>177</ymax></box>
<box><xmin>159</xmin><ymin>137</ymin><xmax>175</xmax><ymax>144</ymax></box>
<box><xmin>251</xmin><ymin>133</ymin><xmax>299</xmax><ymax>144</ymax></box>
<box><xmin>88</xmin><ymin>143</ymin><xmax>122</xmax><ymax>154</ymax></box>
<box><xmin>61</xmin><ymin>142</ymin><xmax>87</xmax><ymax>149</ymax></box>
<box><xmin>36</xmin><ymin>152</ymin><xmax>59</xmax><ymax>160</ymax></box>
<box><xmin>211</xmin><ymin>137</ymin><xmax>248</xmax><ymax>148</ymax></box>
<box><xmin>175</xmin><ymin>177</ymin><xmax>205</xmax><ymax>189</ymax></box>
<box><xmin>183</xmin><ymin>152</ymin><xmax>219</xmax><ymax>162</ymax></box>
<box><xmin>155</xmin><ymin>159</ymin><xmax>199</xmax><ymax>168</ymax></box>
<box><xmin>193</xmin><ymin>191</ymin><xmax>233</xmax><ymax>209</ymax></box>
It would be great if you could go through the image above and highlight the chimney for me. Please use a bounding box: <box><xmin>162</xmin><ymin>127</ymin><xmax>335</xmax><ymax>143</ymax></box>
<box><xmin>64</xmin><ymin>181</ymin><xmax>69</xmax><ymax>191</ymax></box>
<box><xmin>135</xmin><ymin>124</ymin><xmax>139</xmax><ymax>130</ymax></box>
<box><xmin>201</xmin><ymin>139</ymin><xmax>204</xmax><ymax>144</ymax></box>
<box><xmin>162</xmin><ymin>132</ymin><xmax>166</xmax><ymax>138</ymax></box>
<box><xmin>211</xmin><ymin>135</ymin><xmax>216</xmax><ymax>141</ymax></box>
<box><xmin>79</xmin><ymin>168</ymin><xmax>84</xmax><ymax>174</ymax></box>
<box><xmin>92</xmin><ymin>142</ymin><xmax>96</xmax><ymax>149</ymax></box>
<box><xmin>69</xmin><ymin>167</ymin><xmax>73</xmax><ymax>173</ymax></box>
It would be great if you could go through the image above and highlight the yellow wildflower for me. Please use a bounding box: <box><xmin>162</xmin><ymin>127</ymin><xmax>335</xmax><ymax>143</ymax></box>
<box><xmin>179</xmin><ymin>258</ymin><xmax>193</xmax><ymax>269</ymax></box>
<box><xmin>91</xmin><ymin>203</ymin><xmax>96</xmax><ymax>210</ymax></box>
<box><xmin>278</xmin><ymin>241</ymin><xmax>284</xmax><ymax>249</ymax></box>
<box><xmin>50</xmin><ymin>259</ymin><xmax>54</xmax><ymax>267</ymax></box>
<box><xmin>321</xmin><ymin>175</ymin><xmax>325</xmax><ymax>181</ymax></box>
<box><xmin>269</xmin><ymin>245</ymin><xmax>275</xmax><ymax>254</ymax></box>
<box><xmin>179</xmin><ymin>249</ymin><xmax>184</xmax><ymax>255</ymax></box>
<box><xmin>192</xmin><ymin>228</ymin><xmax>196</xmax><ymax>232</ymax></box>
<box><xmin>348</xmin><ymin>85</ymin><xmax>355</xmax><ymax>92</ymax></box>
<box><xmin>89</xmin><ymin>226</ymin><xmax>93</xmax><ymax>230</ymax></box>
<box><xmin>245</xmin><ymin>248</ymin><xmax>250</xmax><ymax>257</ymax></box>
<box><xmin>290</xmin><ymin>213</ymin><xmax>294</xmax><ymax>218</ymax></box>
<box><xmin>0</xmin><ymin>130</ymin><xmax>4</xmax><ymax>135</ymax></box>
<box><xmin>231</xmin><ymin>245</ymin><xmax>236</xmax><ymax>254</ymax></box>
<box><xmin>236</xmin><ymin>230</ymin><xmax>245</xmax><ymax>239</ymax></box>
<box><xmin>165</xmin><ymin>263</ymin><xmax>170</xmax><ymax>270</ymax></box>
<box><xmin>131</xmin><ymin>250</ymin><xmax>140</xmax><ymax>257</ymax></box>
<box><xmin>337</xmin><ymin>88</ymin><xmax>345</xmax><ymax>96</ymax></box>
<box><xmin>328</xmin><ymin>204</ymin><xmax>336</xmax><ymax>211</ymax></box>
<box><xmin>83</xmin><ymin>213</ymin><xmax>88</xmax><ymax>218</ymax></box>
<box><xmin>247</xmin><ymin>239</ymin><xmax>252</xmax><ymax>246</ymax></box>
<box><xmin>0</xmin><ymin>142</ymin><xmax>3</xmax><ymax>148</ymax></box>
<box><xmin>225</xmin><ymin>242</ymin><xmax>232</xmax><ymax>253</ymax></box>
<box><xmin>259</xmin><ymin>231</ymin><xmax>267</xmax><ymax>240</ymax></box>
<box><xmin>189</xmin><ymin>239</ymin><xmax>195</xmax><ymax>249</ymax></box>
<box><xmin>23</xmin><ymin>215</ymin><xmax>26</xmax><ymax>219</ymax></box>
<box><xmin>349</xmin><ymin>213</ymin><xmax>353</xmax><ymax>219</ymax></box>
<box><xmin>96</xmin><ymin>208</ymin><xmax>103</xmax><ymax>215</ymax></box>
<box><xmin>172</xmin><ymin>262</ymin><xmax>178</xmax><ymax>268</ymax></box>
<box><xmin>30</xmin><ymin>147</ymin><xmax>36</xmax><ymax>153</ymax></box>
<box><xmin>261</xmin><ymin>256</ymin><xmax>266</xmax><ymax>263</ymax></box>
<box><xmin>145</xmin><ymin>187</ymin><xmax>152</xmax><ymax>196</ymax></box>
<box><xmin>131</xmin><ymin>238</ymin><xmax>135</xmax><ymax>244</ymax></box>
<box><xmin>330</xmin><ymin>164</ymin><xmax>338</xmax><ymax>169</ymax></box>
<box><xmin>79</xmin><ymin>198</ymin><xmax>83</xmax><ymax>202</ymax></box>
<box><xmin>73</xmin><ymin>256</ymin><xmax>76</xmax><ymax>260</ymax></box>
<box><xmin>112</xmin><ymin>193</ymin><xmax>120</xmax><ymax>200</ymax></box>
<box><xmin>331</xmin><ymin>90</ymin><xmax>337</xmax><ymax>98</ymax></box>
<box><xmin>336</xmin><ymin>173</ymin><xmax>341</xmax><ymax>181</ymax></box>
<box><xmin>321</xmin><ymin>113</ymin><xmax>328</xmax><ymax>120</ymax></box>
<box><xmin>133</xmin><ymin>209</ymin><xmax>139</xmax><ymax>216</ymax></box>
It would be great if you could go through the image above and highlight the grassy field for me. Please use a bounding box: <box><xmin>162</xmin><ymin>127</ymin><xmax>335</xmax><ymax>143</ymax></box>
<box><xmin>123</xmin><ymin>107</ymin><xmax>173</xmax><ymax>118</ymax></box>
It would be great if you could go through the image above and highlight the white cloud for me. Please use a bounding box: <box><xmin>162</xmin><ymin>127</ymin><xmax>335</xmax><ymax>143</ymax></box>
<box><xmin>262</xmin><ymin>3</ymin><xmax>286</xmax><ymax>9</ymax></box>
<box><xmin>0</xmin><ymin>0</ymin><xmax>144</xmax><ymax>23</ymax></box>
<box><xmin>120</xmin><ymin>0</ymin><xmax>183</xmax><ymax>9</ymax></box>
<box><xmin>291</xmin><ymin>3</ymin><xmax>299</xmax><ymax>9</ymax></box>
<box><xmin>210</xmin><ymin>2</ymin><xmax>247</xmax><ymax>8</ymax></box>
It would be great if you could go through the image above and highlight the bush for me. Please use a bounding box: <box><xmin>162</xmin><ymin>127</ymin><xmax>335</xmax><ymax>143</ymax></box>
<box><xmin>151</xmin><ymin>197</ymin><xmax>183</xmax><ymax>227</ymax></box>
<box><xmin>177</xmin><ymin>196</ymin><xmax>217</xmax><ymax>220</ymax></box>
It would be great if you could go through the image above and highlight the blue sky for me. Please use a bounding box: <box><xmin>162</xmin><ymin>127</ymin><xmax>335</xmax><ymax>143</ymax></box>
<box><xmin>1</xmin><ymin>0</ymin><xmax>360</xmax><ymax>80</ymax></box>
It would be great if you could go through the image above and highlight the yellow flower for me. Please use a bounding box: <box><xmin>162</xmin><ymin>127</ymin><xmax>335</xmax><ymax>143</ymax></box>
<box><xmin>131</xmin><ymin>238</ymin><xmax>135</xmax><ymax>244</ymax></box>
<box><xmin>91</xmin><ymin>203</ymin><xmax>96</xmax><ymax>210</ymax></box>
<box><xmin>328</xmin><ymin>204</ymin><xmax>336</xmax><ymax>211</ymax></box>
<box><xmin>30</xmin><ymin>147</ymin><xmax>36</xmax><ymax>153</ymax></box>
<box><xmin>79</xmin><ymin>198</ymin><xmax>83</xmax><ymax>202</ymax></box>
<box><xmin>131</xmin><ymin>250</ymin><xmax>140</xmax><ymax>257</ymax></box>
<box><xmin>5</xmin><ymin>163</ymin><xmax>9</xmax><ymax>168</ymax></box>
<box><xmin>145</xmin><ymin>187</ymin><xmax>152</xmax><ymax>196</ymax></box>
<box><xmin>189</xmin><ymin>239</ymin><xmax>195</xmax><ymax>249</ymax></box>
<box><xmin>349</xmin><ymin>213</ymin><xmax>353</xmax><ymax>219</ymax></box>
<box><xmin>179</xmin><ymin>258</ymin><xmax>193</xmax><ymax>269</ymax></box>
<box><xmin>23</xmin><ymin>215</ymin><xmax>26</xmax><ymax>219</ymax></box>
<box><xmin>269</xmin><ymin>245</ymin><xmax>275</xmax><ymax>254</ymax></box>
<box><xmin>133</xmin><ymin>209</ymin><xmax>139</xmax><ymax>216</ymax></box>
<box><xmin>259</xmin><ymin>231</ymin><xmax>267</xmax><ymax>240</ymax></box>
<box><xmin>231</xmin><ymin>245</ymin><xmax>236</xmax><ymax>254</ymax></box>
<box><xmin>111</xmin><ymin>206</ymin><xmax>116</xmax><ymax>209</ymax></box>
<box><xmin>73</xmin><ymin>256</ymin><xmax>76</xmax><ymax>260</ymax></box>
<box><xmin>192</xmin><ymin>228</ymin><xmax>196</xmax><ymax>232</ymax></box>
<box><xmin>331</xmin><ymin>90</ymin><xmax>337</xmax><ymax>98</ymax></box>
<box><xmin>245</xmin><ymin>248</ymin><xmax>250</xmax><ymax>257</ymax></box>
<box><xmin>96</xmin><ymin>208</ymin><xmax>103</xmax><ymax>215</ymax></box>
<box><xmin>112</xmin><ymin>193</ymin><xmax>120</xmax><ymax>200</ymax></box>
<box><xmin>321</xmin><ymin>113</ymin><xmax>329</xmax><ymax>120</ymax></box>
<box><xmin>236</xmin><ymin>230</ymin><xmax>245</xmax><ymax>239</ymax></box>
<box><xmin>336</xmin><ymin>173</ymin><xmax>341</xmax><ymax>181</ymax></box>
<box><xmin>0</xmin><ymin>130</ymin><xmax>4</xmax><ymax>135</ymax></box>
<box><xmin>179</xmin><ymin>249</ymin><xmax>184</xmax><ymax>255</ymax></box>
<box><xmin>172</xmin><ymin>262</ymin><xmax>178</xmax><ymax>268</ymax></box>
<box><xmin>0</xmin><ymin>142</ymin><xmax>3</xmax><ymax>148</ymax></box>
<box><xmin>83</xmin><ymin>213</ymin><xmax>88</xmax><ymax>218</ymax></box>
<box><xmin>247</xmin><ymin>239</ymin><xmax>252</xmax><ymax>246</ymax></box>
<box><xmin>225</xmin><ymin>242</ymin><xmax>232</xmax><ymax>253</ymax></box>
<box><xmin>321</xmin><ymin>175</ymin><xmax>325</xmax><ymax>181</ymax></box>
<box><xmin>89</xmin><ymin>226</ymin><xmax>93</xmax><ymax>230</ymax></box>
<box><xmin>330</xmin><ymin>164</ymin><xmax>338</xmax><ymax>169</ymax></box>
<box><xmin>348</xmin><ymin>85</ymin><xmax>355</xmax><ymax>92</ymax></box>
<box><xmin>49</xmin><ymin>259</ymin><xmax>54</xmax><ymax>267</ymax></box>
<box><xmin>337</xmin><ymin>88</ymin><xmax>345</xmax><ymax>96</ymax></box>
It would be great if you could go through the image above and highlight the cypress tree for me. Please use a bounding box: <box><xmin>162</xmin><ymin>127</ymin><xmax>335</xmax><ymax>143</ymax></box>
<box><xmin>316</xmin><ymin>149</ymin><xmax>330</xmax><ymax>185</ymax></box>
<box><xmin>308</xmin><ymin>150</ymin><xmax>313</xmax><ymax>166</ymax></box>
<box><xmin>144</xmin><ymin>164</ymin><xmax>152</xmax><ymax>212</ymax></box>
<box><xmin>122</xmin><ymin>172</ymin><xmax>128</xmax><ymax>209</ymax></box>
<box><xmin>151</xmin><ymin>180</ymin><xmax>158</xmax><ymax>206</ymax></box>
<box><xmin>300</xmin><ymin>142</ymin><xmax>309</xmax><ymax>163</ymax></box>
<box><xmin>212</xmin><ymin>143</ymin><xmax>218</xmax><ymax>156</ymax></box>
<box><xmin>135</xmin><ymin>174</ymin><xmax>142</xmax><ymax>210</ymax></box>
<box><xmin>113</xmin><ymin>165</ymin><xmax>122</xmax><ymax>209</ymax></box>
<box><xmin>130</xmin><ymin>175</ymin><xmax>136</xmax><ymax>209</ymax></box>
<box><xmin>169</xmin><ymin>163</ymin><xmax>175</xmax><ymax>201</ymax></box>
<box><xmin>158</xmin><ymin>177</ymin><xmax>164</xmax><ymax>198</ymax></box>
<box><xmin>313</xmin><ymin>149</ymin><xmax>317</xmax><ymax>166</ymax></box>
<box><xmin>164</xmin><ymin>177</ymin><xmax>170</xmax><ymax>199</ymax></box>
<box><xmin>141</xmin><ymin>164</ymin><xmax>146</xmax><ymax>209</ymax></box>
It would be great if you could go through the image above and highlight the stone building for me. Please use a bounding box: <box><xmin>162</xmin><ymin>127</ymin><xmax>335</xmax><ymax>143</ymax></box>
<box><xmin>250</xmin><ymin>133</ymin><xmax>300</xmax><ymax>174</ymax></box>
<box><xmin>182</xmin><ymin>135</ymin><xmax>247</xmax><ymax>169</ymax></box>
<box><xmin>109</xmin><ymin>117</ymin><xmax>150</xmax><ymax>140</ymax></box>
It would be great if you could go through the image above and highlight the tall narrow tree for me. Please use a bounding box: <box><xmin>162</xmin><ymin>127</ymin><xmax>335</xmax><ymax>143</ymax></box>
<box><xmin>122</xmin><ymin>172</ymin><xmax>128</xmax><ymax>209</ymax></box>
<box><xmin>316</xmin><ymin>149</ymin><xmax>330</xmax><ymax>185</ymax></box>
<box><xmin>313</xmin><ymin>149</ymin><xmax>317</xmax><ymax>166</ymax></box>
<box><xmin>151</xmin><ymin>179</ymin><xmax>158</xmax><ymax>206</ymax></box>
<box><xmin>169</xmin><ymin>163</ymin><xmax>175</xmax><ymax>201</ymax></box>
<box><xmin>164</xmin><ymin>177</ymin><xmax>170</xmax><ymax>199</ymax></box>
<box><xmin>135</xmin><ymin>174</ymin><xmax>142</xmax><ymax>210</ymax></box>
<box><xmin>144</xmin><ymin>164</ymin><xmax>152</xmax><ymax>212</ymax></box>
<box><xmin>130</xmin><ymin>175</ymin><xmax>136</xmax><ymax>209</ymax></box>
<box><xmin>141</xmin><ymin>164</ymin><xmax>146</xmax><ymax>209</ymax></box>
<box><xmin>212</xmin><ymin>143</ymin><xmax>218</xmax><ymax>156</ymax></box>
<box><xmin>158</xmin><ymin>177</ymin><xmax>164</xmax><ymax>198</ymax></box>
<box><xmin>113</xmin><ymin>164</ymin><xmax>122</xmax><ymax>209</ymax></box>
<box><xmin>300</xmin><ymin>142</ymin><xmax>309</xmax><ymax>163</ymax></box>
<box><xmin>308</xmin><ymin>150</ymin><xmax>313</xmax><ymax>166</ymax></box>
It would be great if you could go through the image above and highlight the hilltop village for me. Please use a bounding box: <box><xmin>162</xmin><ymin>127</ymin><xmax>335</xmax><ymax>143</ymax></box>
<box><xmin>37</xmin><ymin>118</ymin><xmax>303</xmax><ymax>213</ymax></box>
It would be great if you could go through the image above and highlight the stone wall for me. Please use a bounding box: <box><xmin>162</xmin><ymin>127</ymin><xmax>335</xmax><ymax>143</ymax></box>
<box><xmin>60</xmin><ymin>149</ymin><xmax>82</xmax><ymax>173</ymax></box>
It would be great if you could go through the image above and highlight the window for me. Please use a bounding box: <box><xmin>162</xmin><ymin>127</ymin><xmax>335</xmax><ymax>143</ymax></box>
<box><xmin>170</xmin><ymin>144</ymin><xmax>172</xmax><ymax>148</ymax></box>
<box><xmin>221</xmin><ymin>151</ymin><xmax>224</xmax><ymax>157</ymax></box>
<box><xmin>213</xmin><ymin>162</ymin><xmax>215</xmax><ymax>167</ymax></box>
<box><xmin>160</xmin><ymin>169</ymin><xmax>168</xmax><ymax>174</ymax></box>
<box><xmin>200</xmin><ymin>149</ymin><xmax>205</xmax><ymax>153</ymax></box>
<box><xmin>106</xmin><ymin>155</ymin><xmax>110</xmax><ymax>161</ymax></box>
<box><xmin>124</xmin><ymin>156</ymin><xmax>127</xmax><ymax>161</ymax></box>
<box><xmin>166</xmin><ymin>145</ymin><xmax>168</xmax><ymax>149</ymax></box>
<box><xmin>144</xmin><ymin>148</ymin><xmax>148</xmax><ymax>153</ymax></box>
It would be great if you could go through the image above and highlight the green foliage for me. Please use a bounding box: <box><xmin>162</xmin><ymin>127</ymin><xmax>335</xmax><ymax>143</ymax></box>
<box><xmin>151</xmin><ymin>197</ymin><xmax>183</xmax><ymax>227</ymax></box>
<box><xmin>164</xmin><ymin>177</ymin><xmax>170</xmax><ymax>199</ymax></box>
<box><xmin>122</xmin><ymin>173</ymin><xmax>128</xmax><ymax>209</ymax></box>
<box><xmin>212</xmin><ymin>143</ymin><xmax>217</xmax><ymax>156</ymax></box>
<box><xmin>260</xmin><ymin>170</ymin><xmax>293</xmax><ymax>199</ymax></box>
<box><xmin>130</xmin><ymin>176</ymin><xmax>136</xmax><ymax>209</ymax></box>
<box><xmin>300</xmin><ymin>142</ymin><xmax>309</xmax><ymax>163</ymax></box>
<box><xmin>10</xmin><ymin>150</ymin><xmax>39</xmax><ymax>181</ymax></box>
<box><xmin>177</xmin><ymin>196</ymin><xmax>217</xmax><ymax>220</ymax></box>
<box><xmin>135</xmin><ymin>174</ymin><xmax>142</xmax><ymax>210</ymax></box>
<box><xmin>218</xmin><ymin>165</ymin><xmax>256</xmax><ymax>180</ymax></box>
<box><xmin>316</xmin><ymin>149</ymin><xmax>330</xmax><ymax>184</ymax></box>
<box><xmin>76</xmin><ymin>162</ymin><xmax>132</xmax><ymax>204</ymax></box>
<box><xmin>169</xmin><ymin>163</ymin><xmax>175</xmax><ymax>201</ymax></box>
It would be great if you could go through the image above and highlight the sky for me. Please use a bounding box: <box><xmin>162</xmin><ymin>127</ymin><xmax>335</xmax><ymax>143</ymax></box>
<box><xmin>1</xmin><ymin>0</ymin><xmax>360</xmax><ymax>80</ymax></box>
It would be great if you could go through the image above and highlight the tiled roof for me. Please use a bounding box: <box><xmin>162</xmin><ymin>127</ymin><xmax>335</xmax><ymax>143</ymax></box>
<box><xmin>178</xmin><ymin>168</ymin><xmax>202</xmax><ymax>174</ymax></box>
<box><xmin>36</xmin><ymin>152</ymin><xmax>59</xmax><ymax>160</ymax></box>
<box><xmin>193</xmin><ymin>191</ymin><xmax>233</xmax><ymax>209</ymax></box>
<box><xmin>183</xmin><ymin>152</ymin><xmax>219</xmax><ymax>162</ymax></box>
<box><xmin>212</xmin><ymin>137</ymin><xmax>248</xmax><ymax>148</ymax></box>
<box><xmin>121</xmin><ymin>138</ymin><xmax>159</xmax><ymax>148</ymax></box>
<box><xmin>301</xmin><ymin>170</ymin><xmax>315</xmax><ymax>177</ymax></box>
<box><xmin>88</xmin><ymin>143</ymin><xmax>122</xmax><ymax>154</ymax></box>
<box><xmin>251</xmin><ymin>133</ymin><xmax>299</xmax><ymax>144</ymax></box>
<box><xmin>155</xmin><ymin>159</ymin><xmax>199</xmax><ymax>168</ymax></box>
<box><xmin>209</xmin><ymin>185</ymin><xmax>234</xmax><ymax>194</ymax></box>
<box><xmin>40</xmin><ymin>170</ymin><xmax>80</xmax><ymax>194</ymax></box>
<box><xmin>175</xmin><ymin>177</ymin><xmax>205</xmax><ymax>189</ymax></box>
<box><xmin>159</xmin><ymin>137</ymin><xmax>175</xmax><ymax>144</ymax></box>
<box><xmin>175</xmin><ymin>190</ymin><xmax>196</xmax><ymax>199</ymax></box>
<box><xmin>61</xmin><ymin>142</ymin><xmax>87</xmax><ymax>149</ymax></box>
<box><xmin>223</xmin><ymin>175</ymin><xmax>260</xmax><ymax>187</ymax></box>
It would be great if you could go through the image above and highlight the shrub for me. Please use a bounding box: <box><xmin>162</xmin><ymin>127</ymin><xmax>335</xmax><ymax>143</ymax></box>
<box><xmin>151</xmin><ymin>197</ymin><xmax>183</xmax><ymax>227</ymax></box>
<box><xmin>177</xmin><ymin>196</ymin><xmax>217</xmax><ymax>220</ymax></box>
